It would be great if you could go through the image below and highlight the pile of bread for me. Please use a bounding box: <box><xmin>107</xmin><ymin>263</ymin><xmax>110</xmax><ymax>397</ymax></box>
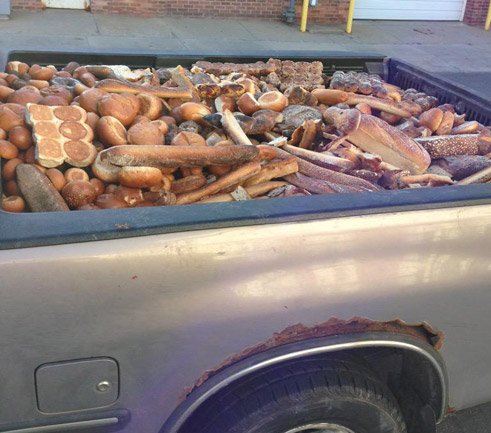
<box><xmin>0</xmin><ymin>59</ymin><xmax>489</xmax><ymax>213</ymax></box>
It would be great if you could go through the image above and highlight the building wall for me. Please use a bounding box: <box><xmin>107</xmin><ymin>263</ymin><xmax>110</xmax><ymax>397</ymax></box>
<box><xmin>10</xmin><ymin>0</ymin><xmax>488</xmax><ymax>27</ymax></box>
<box><xmin>11</xmin><ymin>0</ymin><xmax>42</xmax><ymax>10</ymax></box>
<box><xmin>463</xmin><ymin>0</ymin><xmax>489</xmax><ymax>26</ymax></box>
<box><xmin>10</xmin><ymin>0</ymin><xmax>350</xmax><ymax>23</ymax></box>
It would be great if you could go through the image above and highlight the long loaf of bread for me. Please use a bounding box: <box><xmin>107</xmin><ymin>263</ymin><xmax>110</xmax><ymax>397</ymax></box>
<box><xmin>102</xmin><ymin>144</ymin><xmax>259</xmax><ymax>168</ymax></box>
<box><xmin>327</xmin><ymin>108</ymin><xmax>431</xmax><ymax>174</ymax></box>
<box><xmin>95</xmin><ymin>79</ymin><xmax>193</xmax><ymax>99</ymax></box>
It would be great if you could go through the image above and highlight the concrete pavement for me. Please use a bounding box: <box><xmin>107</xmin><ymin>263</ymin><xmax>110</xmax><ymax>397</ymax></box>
<box><xmin>0</xmin><ymin>10</ymin><xmax>490</xmax><ymax>74</ymax></box>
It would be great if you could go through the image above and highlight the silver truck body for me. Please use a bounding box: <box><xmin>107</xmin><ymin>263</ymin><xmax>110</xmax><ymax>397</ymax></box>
<box><xmin>1</xmin><ymin>202</ymin><xmax>490</xmax><ymax>432</ymax></box>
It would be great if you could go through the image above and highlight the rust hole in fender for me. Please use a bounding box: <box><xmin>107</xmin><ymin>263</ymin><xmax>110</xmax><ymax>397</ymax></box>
<box><xmin>182</xmin><ymin>316</ymin><xmax>444</xmax><ymax>399</ymax></box>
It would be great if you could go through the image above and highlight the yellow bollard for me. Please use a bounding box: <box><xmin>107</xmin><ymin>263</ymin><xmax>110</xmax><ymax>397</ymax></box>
<box><xmin>485</xmin><ymin>0</ymin><xmax>491</xmax><ymax>31</ymax></box>
<box><xmin>300</xmin><ymin>0</ymin><xmax>309</xmax><ymax>32</ymax></box>
<box><xmin>346</xmin><ymin>0</ymin><xmax>356</xmax><ymax>34</ymax></box>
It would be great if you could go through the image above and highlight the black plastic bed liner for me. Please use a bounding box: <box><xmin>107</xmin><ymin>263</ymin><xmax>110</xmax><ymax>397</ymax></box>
<box><xmin>0</xmin><ymin>51</ymin><xmax>490</xmax><ymax>250</ymax></box>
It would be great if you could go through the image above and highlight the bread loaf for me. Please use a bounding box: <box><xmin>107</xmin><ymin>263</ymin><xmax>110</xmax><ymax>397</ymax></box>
<box><xmin>102</xmin><ymin>144</ymin><xmax>259</xmax><ymax>168</ymax></box>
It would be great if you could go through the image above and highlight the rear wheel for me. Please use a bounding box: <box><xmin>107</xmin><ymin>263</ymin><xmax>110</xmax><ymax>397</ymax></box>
<box><xmin>188</xmin><ymin>358</ymin><xmax>407</xmax><ymax>433</ymax></box>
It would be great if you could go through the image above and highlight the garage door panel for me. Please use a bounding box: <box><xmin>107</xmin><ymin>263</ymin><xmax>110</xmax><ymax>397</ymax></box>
<box><xmin>354</xmin><ymin>0</ymin><xmax>465</xmax><ymax>21</ymax></box>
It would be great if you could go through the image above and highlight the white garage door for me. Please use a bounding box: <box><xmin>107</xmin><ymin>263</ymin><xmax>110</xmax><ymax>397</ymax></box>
<box><xmin>354</xmin><ymin>0</ymin><xmax>466</xmax><ymax>21</ymax></box>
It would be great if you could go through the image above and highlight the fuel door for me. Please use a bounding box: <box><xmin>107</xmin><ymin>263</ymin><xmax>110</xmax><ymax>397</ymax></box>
<box><xmin>35</xmin><ymin>357</ymin><xmax>119</xmax><ymax>413</ymax></box>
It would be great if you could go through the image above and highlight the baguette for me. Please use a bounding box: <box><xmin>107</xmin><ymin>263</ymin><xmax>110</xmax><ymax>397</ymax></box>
<box><xmin>274</xmin><ymin>146</ymin><xmax>382</xmax><ymax>192</ymax></box>
<box><xmin>345</xmin><ymin>93</ymin><xmax>411</xmax><ymax>118</ymax></box>
<box><xmin>102</xmin><ymin>144</ymin><xmax>259</xmax><ymax>168</ymax></box>
<box><xmin>200</xmin><ymin>181</ymin><xmax>287</xmax><ymax>203</ymax></box>
<box><xmin>243</xmin><ymin>157</ymin><xmax>298</xmax><ymax>186</ymax></box>
<box><xmin>327</xmin><ymin>108</ymin><xmax>431</xmax><ymax>174</ymax></box>
<box><xmin>95</xmin><ymin>79</ymin><xmax>192</xmax><ymax>99</ymax></box>
<box><xmin>221</xmin><ymin>110</ymin><xmax>254</xmax><ymax>146</ymax></box>
<box><xmin>283</xmin><ymin>144</ymin><xmax>355</xmax><ymax>172</ymax></box>
<box><xmin>176</xmin><ymin>162</ymin><xmax>261</xmax><ymax>204</ymax></box>
<box><xmin>416</xmin><ymin>134</ymin><xmax>480</xmax><ymax>158</ymax></box>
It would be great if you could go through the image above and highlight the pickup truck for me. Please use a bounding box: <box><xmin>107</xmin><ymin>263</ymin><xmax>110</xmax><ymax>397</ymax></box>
<box><xmin>0</xmin><ymin>52</ymin><xmax>490</xmax><ymax>433</ymax></box>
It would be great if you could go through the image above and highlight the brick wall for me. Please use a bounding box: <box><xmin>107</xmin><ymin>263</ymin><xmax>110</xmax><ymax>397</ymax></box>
<box><xmin>10</xmin><ymin>0</ymin><xmax>487</xmax><ymax>27</ymax></box>
<box><xmin>11</xmin><ymin>0</ymin><xmax>42</xmax><ymax>10</ymax></box>
<box><xmin>295</xmin><ymin>0</ymin><xmax>349</xmax><ymax>23</ymax></box>
<box><xmin>463</xmin><ymin>0</ymin><xmax>489</xmax><ymax>26</ymax></box>
<box><xmin>11</xmin><ymin>0</ymin><xmax>350</xmax><ymax>24</ymax></box>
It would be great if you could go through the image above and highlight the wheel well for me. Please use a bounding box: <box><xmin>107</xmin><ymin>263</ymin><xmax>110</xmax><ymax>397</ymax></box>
<box><xmin>160</xmin><ymin>333</ymin><xmax>447</xmax><ymax>433</ymax></box>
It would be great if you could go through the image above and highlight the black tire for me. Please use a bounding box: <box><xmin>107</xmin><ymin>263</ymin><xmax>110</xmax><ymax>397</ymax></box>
<box><xmin>186</xmin><ymin>357</ymin><xmax>407</xmax><ymax>433</ymax></box>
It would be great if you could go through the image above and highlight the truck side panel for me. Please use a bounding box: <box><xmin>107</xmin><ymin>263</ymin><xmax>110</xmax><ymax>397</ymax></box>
<box><xmin>0</xmin><ymin>204</ymin><xmax>490</xmax><ymax>432</ymax></box>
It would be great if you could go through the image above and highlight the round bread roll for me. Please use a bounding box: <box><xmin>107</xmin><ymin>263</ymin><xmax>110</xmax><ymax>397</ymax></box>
<box><xmin>118</xmin><ymin>166</ymin><xmax>162</xmax><ymax>188</ymax></box>
<box><xmin>0</xmin><ymin>106</ymin><xmax>24</xmax><ymax>131</ymax></box>
<box><xmin>7</xmin><ymin>86</ymin><xmax>43</xmax><ymax>106</ymax></box>
<box><xmin>137</xmin><ymin>93</ymin><xmax>163</xmax><ymax>120</ymax></box>
<box><xmin>131</xmin><ymin>115</ymin><xmax>151</xmax><ymax>126</ymax></box>
<box><xmin>2</xmin><ymin>195</ymin><xmax>25</xmax><ymax>213</ymax></box>
<box><xmin>127</xmin><ymin>122</ymin><xmax>164</xmax><ymax>146</ymax></box>
<box><xmin>150</xmin><ymin>119</ymin><xmax>169</xmax><ymax>135</ymax></box>
<box><xmin>55</xmin><ymin>70</ymin><xmax>72</xmax><ymax>78</ymax></box>
<box><xmin>3</xmin><ymin>103</ymin><xmax>26</xmax><ymax>118</ymax></box>
<box><xmin>171</xmin><ymin>131</ymin><xmax>206</xmax><ymax>146</ymax></box>
<box><xmin>65</xmin><ymin>167</ymin><xmax>90</xmax><ymax>183</ymax></box>
<box><xmin>29</xmin><ymin>65</ymin><xmax>55</xmax><ymax>81</ymax></box>
<box><xmin>2</xmin><ymin>157</ymin><xmax>23</xmax><ymax>180</ymax></box>
<box><xmin>40</xmin><ymin>85</ymin><xmax>73</xmax><ymax>103</ymax></box>
<box><xmin>237</xmin><ymin>92</ymin><xmax>261</xmax><ymax>116</ymax></box>
<box><xmin>45</xmin><ymin>168</ymin><xmax>66</xmax><ymax>191</ymax></box>
<box><xmin>258</xmin><ymin>91</ymin><xmax>288</xmax><ymax>112</ymax></box>
<box><xmin>9</xmin><ymin>126</ymin><xmax>32</xmax><ymax>150</ymax></box>
<box><xmin>435</xmin><ymin>110</ymin><xmax>455</xmax><ymax>136</ymax></box>
<box><xmin>0</xmin><ymin>128</ymin><xmax>6</xmax><ymax>140</ymax></box>
<box><xmin>27</xmin><ymin>80</ymin><xmax>50</xmax><ymax>90</ymax></box>
<box><xmin>39</xmin><ymin>95</ymin><xmax>69</xmax><ymax>106</ymax></box>
<box><xmin>6</xmin><ymin>61</ymin><xmax>29</xmax><ymax>76</ymax></box>
<box><xmin>96</xmin><ymin>116</ymin><xmax>128</xmax><ymax>147</ymax></box>
<box><xmin>159</xmin><ymin>115</ymin><xmax>176</xmax><ymax>127</ymax></box>
<box><xmin>4</xmin><ymin>180</ymin><xmax>21</xmax><ymax>196</ymax></box>
<box><xmin>62</xmin><ymin>180</ymin><xmax>97</xmax><ymax>209</ymax></box>
<box><xmin>98</xmin><ymin>94</ymin><xmax>139</xmax><ymax>127</ymax></box>
<box><xmin>0</xmin><ymin>85</ymin><xmax>15</xmax><ymax>102</ymax></box>
<box><xmin>86</xmin><ymin>112</ymin><xmax>100</xmax><ymax>131</ymax></box>
<box><xmin>0</xmin><ymin>140</ymin><xmax>19</xmax><ymax>159</ymax></box>
<box><xmin>419</xmin><ymin>108</ymin><xmax>444</xmax><ymax>133</ymax></box>
<box><xmin>122</xmin><ymin>93</ymin><xmax>141</xmax><ymax>115</ymax></box>
<box><xmin>79</xmin><ymin>72</ymin><xmax>97</xmax><ymax>88</ymax></box>
<box><xmin>113</xmin><ymin>186</ymin><xmax>144</xmax><ymax>206</ymax></box>
<box><xmin>173</xmin><ymin>102</ymin><xmax>211</xmax><ymax>123</ymax></box>
<box><xmin>95</xmin><ymin>193</ymin><xmax>128</xmax><ymax>209</ymax></box>
<box><xmin>89</xmin><ymin>178</ymin><xmax>105</xmax><ymax>196</ymax></box>
<box><xmin>79</xmin><ymin>88</ymin><xmax>108</xmax><ymax>113</ymax></box>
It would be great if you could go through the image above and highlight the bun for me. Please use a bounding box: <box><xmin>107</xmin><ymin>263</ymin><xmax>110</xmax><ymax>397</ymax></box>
<box><xmin>98</xmin><ymin>94</ymin><xmax>139</xmax><ymax>127</ymax></box>
<box><xmin>258</xmin><ymin>91</ymin><xmax>288</xmax><ymax>112</ymax></box>
<box><xmin>118</xmin><ymin>166</ymin><xmax>162</xmax><ymax>188</ymax></box>
<box><xmin>419</xmin><ymin>108</ymin><xmax>444</xmax><ymax>132</ymax></box>
<box><xmin>137</xmin><ymin>93</ymin><xmax>162</xmax><ymax>120</ymax></box>
<box><xmin>127</xmin><ymin>122</ymin><xmax>164</xmax><ymax>145</ymax></box>
<box><xmin>96</xmin><ymin>116</ymin><xmax>128</xmax><ymax>147</ymax></box>
<box><xmin>79</xmin><ymin>88</ymin><xmax>108</xmax><ymax>113</ymax></box>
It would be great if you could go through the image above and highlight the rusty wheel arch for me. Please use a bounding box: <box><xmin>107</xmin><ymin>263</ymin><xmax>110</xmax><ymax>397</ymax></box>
<box><xmin>160</xmin><ymin>318</ymin><xmax>448</xmax><ymax>433</ymax></box>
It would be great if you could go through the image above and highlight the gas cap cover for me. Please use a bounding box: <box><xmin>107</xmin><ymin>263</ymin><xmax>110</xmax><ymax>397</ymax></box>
<box><xmin>35</xmin><ymin>357</ymin><xmax>119</xmax><ymax>413</ymax></box>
